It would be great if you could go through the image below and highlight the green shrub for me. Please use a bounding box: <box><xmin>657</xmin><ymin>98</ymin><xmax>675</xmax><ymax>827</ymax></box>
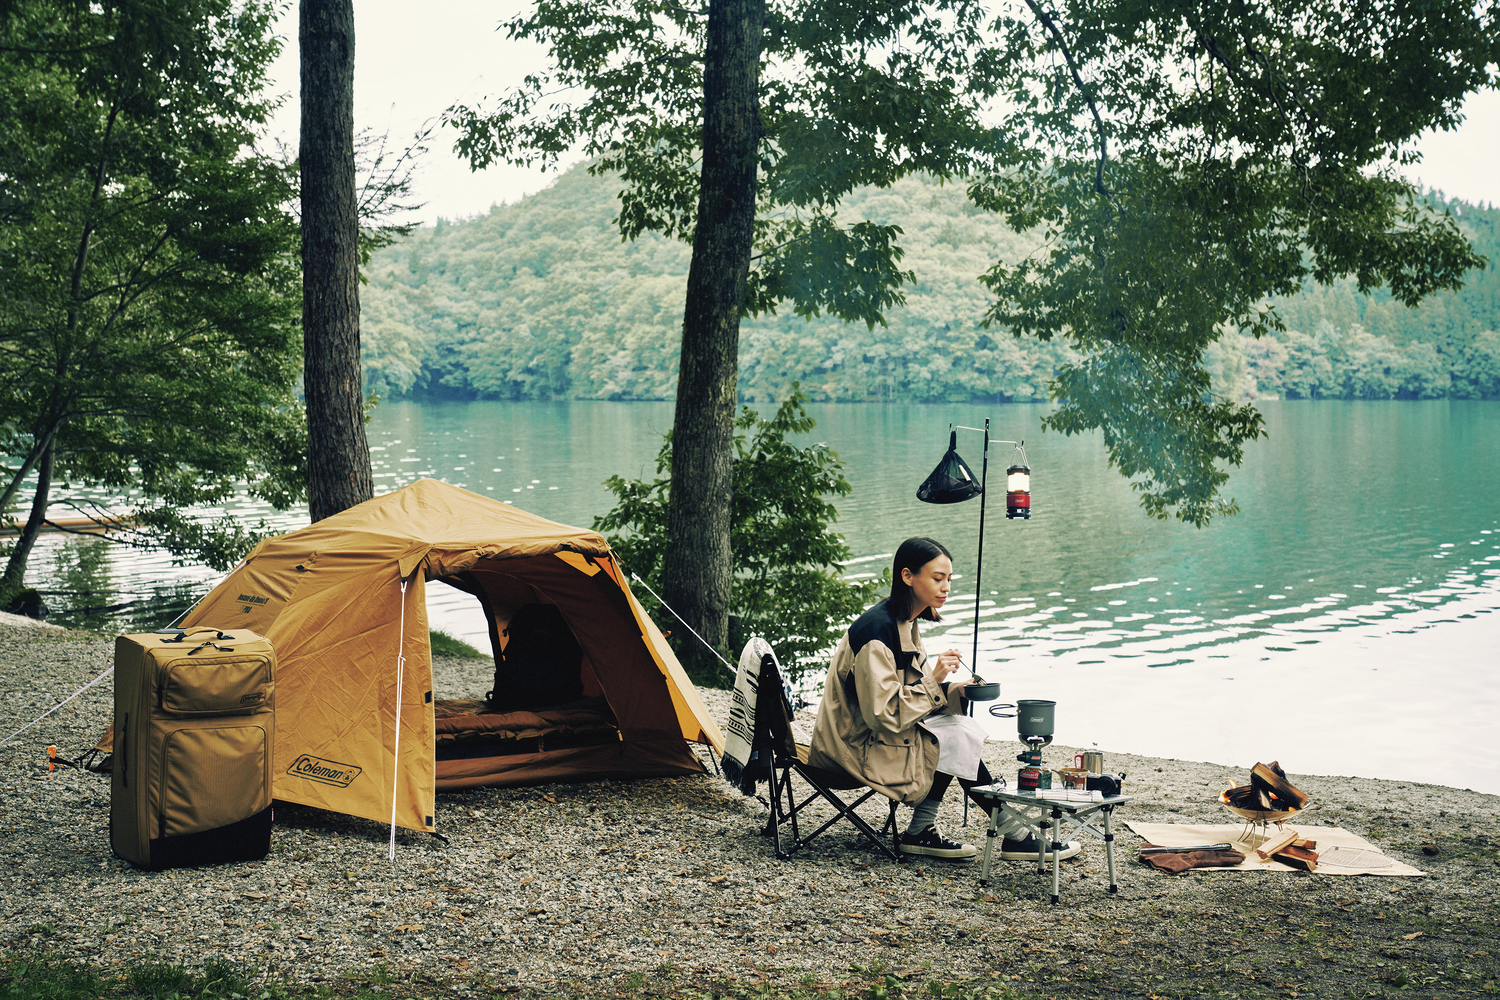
<box><xmin>595</xmin><ymin>387</ymin><xmax>882</xmax><ymax>687</ymax></box>
<box><xmin>428</xmin><ymin>629</ymin><xmax>486</xmax><ymax>660</ymax></box>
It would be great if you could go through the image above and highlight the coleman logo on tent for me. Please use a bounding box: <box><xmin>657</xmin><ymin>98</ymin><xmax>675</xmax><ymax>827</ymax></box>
<box><xmin>287</xmin><ymin>754</ymin><xmax>362</xmax><ymax>787</ymax></box>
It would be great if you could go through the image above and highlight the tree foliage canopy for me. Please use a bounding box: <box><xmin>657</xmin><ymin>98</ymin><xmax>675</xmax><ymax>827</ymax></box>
<box><xmin>0</xmin><ymin>0</ymin><xmax>305</xmax><ymax>591</ymax></box>
<box><xmin>446</xmin><ymin>0</ymin><xmax>1497</xmax><ymax>527</ymax></box>
<box><xmin>445</xmin><ymin>0</ymin><xmax>1014</xmax><ymax>331</ymax></box>
<box><xmin>967</xmin><ymin>0</ymin><xmax>1496</xmax><ymax>522</ymax></box>
<box><xmin>360</xmin><ymin>165</ymin><xmax>1500</xmax><ymax>407</ymax></box>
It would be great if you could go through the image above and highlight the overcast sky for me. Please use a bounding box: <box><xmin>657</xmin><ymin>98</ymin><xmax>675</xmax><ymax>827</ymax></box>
<box><xmin>262</xmin><ymin>2</ymin><xmax>1500</xmax><ymax>225</ymax></box>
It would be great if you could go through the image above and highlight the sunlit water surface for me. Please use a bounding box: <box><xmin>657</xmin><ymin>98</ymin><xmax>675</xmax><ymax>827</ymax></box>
<box><xmin>22</xmin><ymin>400</ymin><xmax>1500</xmax><ymax>794</ymax></box>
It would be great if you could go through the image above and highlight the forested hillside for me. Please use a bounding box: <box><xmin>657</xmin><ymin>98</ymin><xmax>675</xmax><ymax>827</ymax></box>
<box><xmin>362</xmin><ymin>164</ymin><xmax>1500</xmax><ymax>403</ymax></box>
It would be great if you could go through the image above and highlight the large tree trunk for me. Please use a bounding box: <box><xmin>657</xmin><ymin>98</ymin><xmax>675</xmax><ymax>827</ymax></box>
<box><xmin>300</xmin><ymin>0</ymin><xmax>371</xmax><ymax>523</ymax></box>
<box><xmin>0</xmin><ymin>437</ymin><xmax>54</xmax><ymax>600</ymax></box>
<box><xmin>661</xmin><ymin>0</ymin><xmax>763</xmax><ymax>681</ymax></box>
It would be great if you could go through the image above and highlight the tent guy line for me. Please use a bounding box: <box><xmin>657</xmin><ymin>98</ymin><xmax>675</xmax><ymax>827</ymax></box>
<box><xmin>0</xmin><ymin>662</ymin><xmax>114</xmax><ymax>751</ymax></box>
<box><xmin>628</xmin><ymin>570</ymin><xmax>737</xmax><ymax>678</ymax></box>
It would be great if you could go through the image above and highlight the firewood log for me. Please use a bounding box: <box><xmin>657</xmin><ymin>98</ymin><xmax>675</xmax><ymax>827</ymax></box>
<box><xmin>1251</xmin><ymin>762</ymin><xmax>1309</xmax><ymax>810</ymax></box>
<box><xmin>1275</xmin><ymin>844</ymin><xmax>1319</xmax><ymax>871</ymax></box>
<box><xmin>1254</xmin><ymin>827</ymin><xmax>1300</xmax><ymax>860</ymax></box>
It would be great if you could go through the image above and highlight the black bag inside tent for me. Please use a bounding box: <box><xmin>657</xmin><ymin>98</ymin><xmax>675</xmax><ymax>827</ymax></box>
<box><xmin>487</xmin><ymin>603</ymin><xmax>586</xmax><ymax>710</ymax></box>
<box><xmin>916</xmin><ymin>430</ymin><xmax>983</xmax><ymax>504</ymax></box>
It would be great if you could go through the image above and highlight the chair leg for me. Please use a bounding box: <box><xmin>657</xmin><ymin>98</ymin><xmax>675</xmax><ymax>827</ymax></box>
<box><xmin>885</xmin><ymin>800</ymin><xmax>904</xmax><ymax>861</ymax></box>
<box><xmin>791</xmin><ymin>764</ymin><xmax>901</xmax><ymax>862</ymax></box>
<box><xmin>764</xmin><ymin>763</ymin><xmax>902</xmax><ymax>862</ymax></box>
<box><xmin>767</xmin><ymin>763</ymin><xmax>789</xmax><ymax>859</ymax></box>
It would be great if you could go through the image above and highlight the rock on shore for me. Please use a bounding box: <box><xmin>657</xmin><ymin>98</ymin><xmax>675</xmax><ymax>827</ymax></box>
<box><xmin>1</xmin><ymin>624</ymin><xmax>1496</xmax><ymax>997</ymax></box>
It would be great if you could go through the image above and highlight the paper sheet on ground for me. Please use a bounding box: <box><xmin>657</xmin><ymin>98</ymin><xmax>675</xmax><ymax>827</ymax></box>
<box><xmin>1126</xmin><ymin>822</ymin><xmax>1424</xmax><ymax>876</ymax></box>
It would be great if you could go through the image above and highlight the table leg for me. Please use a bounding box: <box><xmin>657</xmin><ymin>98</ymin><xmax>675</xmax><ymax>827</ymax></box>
<box><xmin>1103</xmin><ymin>805</ymin><xmax>1118</xmax><ymax>894</ymax></box>
<box><xmin>980</xmin><ymin>805</ymin><xmax>1002</xmax><ymax>886</ymax></box>
<box><xmin>1036</xmin><ymin>817</ymin><xmax>1048</xmax><ymax>872</ymax></box>
<box><xmin>1050</xmin><ymin>806</ymin><xmax>1063</xmax><ymax>905</ymax></box>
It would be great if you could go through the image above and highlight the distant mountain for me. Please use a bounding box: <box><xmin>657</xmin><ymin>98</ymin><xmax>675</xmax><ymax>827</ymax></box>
<box><xmin>361</xmin><ymin>164</ymin><xmax>1500</xmax><ymax>403</ymax></box>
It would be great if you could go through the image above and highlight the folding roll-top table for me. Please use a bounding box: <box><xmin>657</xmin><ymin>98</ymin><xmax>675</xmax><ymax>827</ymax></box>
<box><xmin>969</xmin><ymin>785</ymin><xmax>1132</xmax><ymax>904</ymax></box>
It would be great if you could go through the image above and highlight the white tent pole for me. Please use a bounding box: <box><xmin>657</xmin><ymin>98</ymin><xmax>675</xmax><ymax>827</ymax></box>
<box><xmin>389</xmin><ymin>577</ymin><xmax>408</xmax><ymax>862</ymax></box>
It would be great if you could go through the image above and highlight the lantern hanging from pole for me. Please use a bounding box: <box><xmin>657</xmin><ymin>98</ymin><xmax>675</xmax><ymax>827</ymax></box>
<box><xmin>1005</xmin><ymin>443</ymin><xmax>1031</xmax><ymax>520</ymax></box>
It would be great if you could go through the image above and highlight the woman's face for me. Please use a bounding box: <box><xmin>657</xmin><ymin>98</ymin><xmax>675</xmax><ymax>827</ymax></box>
<box><xmin>902</xmin><ymin>554</ymin><xmax>953</xmax><ymax>617</ymax></box>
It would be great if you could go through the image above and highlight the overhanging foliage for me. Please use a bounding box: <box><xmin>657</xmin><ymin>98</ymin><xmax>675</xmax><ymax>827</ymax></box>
<box><xmin>0</xmin><ymin>0</ymin><xmax>306</xmax><ymax>595</ymax></box>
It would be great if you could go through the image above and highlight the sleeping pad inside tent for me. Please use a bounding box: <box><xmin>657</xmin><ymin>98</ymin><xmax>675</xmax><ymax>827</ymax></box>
<box><xmin>179</xmin><ymin>478</ymin><xmax>724</xmax><ymax>834</ymax></box>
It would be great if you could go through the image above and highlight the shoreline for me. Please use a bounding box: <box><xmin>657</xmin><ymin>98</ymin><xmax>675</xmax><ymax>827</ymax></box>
<box><xmin>2</xmin><ymin>623</ymin><xmax>1497</xmax><ymax>998</ymax></box>
<box><xmin>981</xmin><ymin>597</ymin><xmax>1500</xmax><ymax>798</ymax></box>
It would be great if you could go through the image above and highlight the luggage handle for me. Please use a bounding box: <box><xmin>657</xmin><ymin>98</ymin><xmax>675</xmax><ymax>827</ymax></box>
<box><xmin>165</xmin><ymin>628</ymin><xmax>233</xmax><ymax>643</ymax></box>
<box><xmin>186</xmin><ymin>640</ymin><xmax>232</xmax><ymax>655</ymax></box>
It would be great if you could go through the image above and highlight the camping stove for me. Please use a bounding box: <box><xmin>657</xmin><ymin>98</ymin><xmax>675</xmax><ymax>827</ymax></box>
<box><xmin>1017</xmin><ymin>735</ymin><xmax>1053</xmax><ymax>790</ymax></box>
<box><xmin>1014</xmin><ymin>699</ymin><xmax>1056</xmax><ymax>791</ymax></box>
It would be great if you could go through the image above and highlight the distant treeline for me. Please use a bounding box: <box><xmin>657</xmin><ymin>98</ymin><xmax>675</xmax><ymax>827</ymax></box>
<box><xmin>361</xmin><ymin>164</ymin><xmax>1500</xmax><ymax>404</ymax></box>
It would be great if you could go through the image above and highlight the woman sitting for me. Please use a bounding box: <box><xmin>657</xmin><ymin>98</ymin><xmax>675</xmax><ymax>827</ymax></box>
<box><xmin>809</xmin><ymin>537</ymin><xmax>1080</xmax><ymax>862</ymax></box>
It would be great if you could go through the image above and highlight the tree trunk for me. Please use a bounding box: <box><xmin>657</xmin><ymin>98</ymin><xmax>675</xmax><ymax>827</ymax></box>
<box><xmin>0</xmin><ymin>431</ymin><xmax>52</xmax><ymax>521</ymax></box>
<box><xmin>300</xmin><ymin>0</ymin><xmax>372</xmax><ymax>522</ymax></box>
<box><xmin>0</xmin><ymin>436</ymin><xmax>54</xmax><ymax>598</ymax></box>
<box><xmin>661</xmin><ymin>0</ymin><xmax>763</xmax><ymax>682</ymax></box>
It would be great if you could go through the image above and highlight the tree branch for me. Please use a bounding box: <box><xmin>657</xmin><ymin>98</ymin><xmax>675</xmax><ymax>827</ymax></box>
<box><xmin>1024</xmin><ymin>0</ymin><xmax>1116</xmax><ymax>207</ymax></box>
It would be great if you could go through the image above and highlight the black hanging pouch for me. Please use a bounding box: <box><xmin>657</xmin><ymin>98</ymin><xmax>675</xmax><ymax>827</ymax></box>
<box><xmin>486</xmin><ymin>603</ymin><xmax>585</xmax><ymax>711</ymax></box>
<box><xmin>916</xmin><ymin>430</ymin><xmax>983</xmax><ymax>504</ymax></box>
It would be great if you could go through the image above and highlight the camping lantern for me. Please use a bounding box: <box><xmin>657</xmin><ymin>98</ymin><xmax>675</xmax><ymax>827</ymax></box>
<box><xmin>1006</xmin><ymin>459</ymin><xmax>1031</xmax><ymax>520</ymax></box>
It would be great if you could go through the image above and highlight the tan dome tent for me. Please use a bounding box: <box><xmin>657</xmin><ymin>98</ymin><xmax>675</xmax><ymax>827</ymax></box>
<box><xmin>181</xmin><ymin>478</ymin><xmax>723</xmax><ymax>834</ymax></box>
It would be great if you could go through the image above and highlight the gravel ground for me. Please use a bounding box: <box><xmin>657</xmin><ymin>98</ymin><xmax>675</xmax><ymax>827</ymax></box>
<box><xmin>2</xmin><ymin>620</ymin><xmax>1497</xmax><ymax>998</ymax></box>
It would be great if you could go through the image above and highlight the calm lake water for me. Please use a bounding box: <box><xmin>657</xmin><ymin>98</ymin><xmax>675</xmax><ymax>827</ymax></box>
<box><xmin>22</xmin><ymin>399</ymin><xmax>1500</xmax><ymax>795</ymax></box>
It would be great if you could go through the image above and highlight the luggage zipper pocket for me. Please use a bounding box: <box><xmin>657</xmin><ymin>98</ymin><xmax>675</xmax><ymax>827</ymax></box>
<box><xmin>157</xmin><ymin>724</ymin><xmax>269</xmax><ymax>839</ymax></box>
<box><xmin>158</xmin><ymin>654</ymin><xmax>270</xmax><ymax>716</ymax></box>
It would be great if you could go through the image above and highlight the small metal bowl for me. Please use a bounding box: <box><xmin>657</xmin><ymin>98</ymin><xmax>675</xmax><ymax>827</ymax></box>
<box><xmin>966</xmin><ymin>681</ymin><xmax>1002</xmax><ymax>702</ymax></box>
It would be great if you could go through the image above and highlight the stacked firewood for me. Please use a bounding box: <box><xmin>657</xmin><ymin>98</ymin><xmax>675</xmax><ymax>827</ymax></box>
<box><xmin>1222</xmin><ymin>761</ymin><xmax>1317</xmax><ymax>869</ymax></box>
<box><xmin>1253</xmin><ymin>828</ymin><xmax>1319</xmax><ymax>871</ymax></box>
<box><xmin>1222</xmin><ymin>760</ymin><xmax>1310</xmax><ymax>812</ymax></box>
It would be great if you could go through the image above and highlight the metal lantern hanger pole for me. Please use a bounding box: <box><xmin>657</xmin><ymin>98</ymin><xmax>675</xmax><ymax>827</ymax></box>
<box><xmin>954</xmin><ymin>421</ymin><xmax>989</xmax><ymax>676</ymax></box>
<box><xmin>952</xmin><ymin>423</ymin><xmax>1023</xmax><ymax>711</ymax></box>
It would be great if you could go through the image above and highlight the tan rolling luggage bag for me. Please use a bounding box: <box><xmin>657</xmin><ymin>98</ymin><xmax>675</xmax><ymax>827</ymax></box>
<box><xmin>111</xmin><ymin>627</ymin><xmax>275</xmax><ymax>869</ymax></box>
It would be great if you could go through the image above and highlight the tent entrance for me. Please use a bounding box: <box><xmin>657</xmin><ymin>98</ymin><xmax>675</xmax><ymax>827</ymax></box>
<box><xmin>426</xmin><ymin>558</ymin><xmax>705</xmax><ymax>791</ymax></box>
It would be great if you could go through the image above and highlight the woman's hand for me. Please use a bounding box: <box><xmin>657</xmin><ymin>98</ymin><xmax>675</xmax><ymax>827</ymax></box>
<box><xmin>930</xmin><ymin>648</ymin><xmax>967</xmax><ymax>683</ymax></box>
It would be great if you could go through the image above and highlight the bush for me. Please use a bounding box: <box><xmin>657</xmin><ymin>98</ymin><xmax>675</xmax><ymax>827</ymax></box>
<box><xmin>429</xmin><ymin>629</ymin><xmax>486</xmax><ymax>659</ymax></box>
<box><xmin>595</xmin><ymin>388</ymin><xmax>882</xmax><ymax>687</ymax></box>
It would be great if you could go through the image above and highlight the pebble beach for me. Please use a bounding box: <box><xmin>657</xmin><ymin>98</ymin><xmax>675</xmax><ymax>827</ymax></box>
<box><xmin>2</xmin><ymin>616</ymin><xmax>1497</xmax><ymax>998</ymax></box>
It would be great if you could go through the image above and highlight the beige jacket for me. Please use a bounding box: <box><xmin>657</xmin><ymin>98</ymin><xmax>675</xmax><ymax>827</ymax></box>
<box><xmin>807</xmin><ymin>600</ymin><xmax>962</xmax><ymax>805</ymax></box>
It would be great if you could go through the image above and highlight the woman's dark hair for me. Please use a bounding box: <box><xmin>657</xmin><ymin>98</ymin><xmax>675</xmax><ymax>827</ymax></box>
<box><xmin>888</xmin><ymin>537</ymin><xmax>952</xmax><ymax>622</ymax></box>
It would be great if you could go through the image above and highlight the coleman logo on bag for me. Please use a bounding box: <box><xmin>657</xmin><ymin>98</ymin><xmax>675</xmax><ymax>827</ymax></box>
<box><xmin>287</xmin><ymin>754</ymin><xmax>362</xmax><ymax>787</ymax></box>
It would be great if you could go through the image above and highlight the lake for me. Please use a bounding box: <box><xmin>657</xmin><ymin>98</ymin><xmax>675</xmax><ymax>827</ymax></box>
<box><xmin>21</xmin><ymin>399</ymin><xmax>1500</xmax><ymax>795</ymax></box>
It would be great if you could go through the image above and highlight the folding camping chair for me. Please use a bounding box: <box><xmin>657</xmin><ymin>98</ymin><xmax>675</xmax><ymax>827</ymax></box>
<box><xmin>750</xmin><ymin>647</ymin><xmax>903</xmax><ymax>862</ymax></box>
